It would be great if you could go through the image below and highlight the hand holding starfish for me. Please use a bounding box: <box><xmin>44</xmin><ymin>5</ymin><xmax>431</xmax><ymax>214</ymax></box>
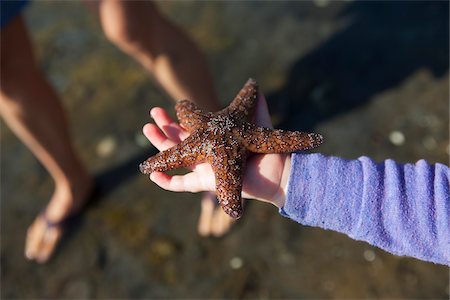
<box><xmin>142</xmin><ymin>89</ymin><xmax>320</xmax><ymax>211</ymax></box>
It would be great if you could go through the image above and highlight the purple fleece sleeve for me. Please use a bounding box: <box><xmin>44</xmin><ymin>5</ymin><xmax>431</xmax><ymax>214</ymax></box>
<box><xmin>280</xmin><ymin>153</ymin><xmax>450</xmax><ymax>266</ymax></box>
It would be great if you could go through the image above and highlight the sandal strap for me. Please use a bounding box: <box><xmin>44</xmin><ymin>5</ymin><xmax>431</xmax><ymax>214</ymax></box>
<box><xmin>39</xmin><ymin>209</ymin><xmax>76</xmax><ymax>229</ymax></box>
<box><xmin>39</xmin><ymin>182</ymin><xmax>101</xmax><ymax>229</ymax></box>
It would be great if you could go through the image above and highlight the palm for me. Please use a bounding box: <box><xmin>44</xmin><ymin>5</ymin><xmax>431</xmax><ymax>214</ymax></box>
<box><xmin>184</xmin><ymin>152</ymin><xmax>285</xmax><ymax>204</ymax></box>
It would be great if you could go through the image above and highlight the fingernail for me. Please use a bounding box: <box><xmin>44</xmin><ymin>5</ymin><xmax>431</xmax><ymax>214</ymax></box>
<box><xmin>149</xmin><ymin>173</ymin><xmax>156</xmax><ymax>181</ymax></box>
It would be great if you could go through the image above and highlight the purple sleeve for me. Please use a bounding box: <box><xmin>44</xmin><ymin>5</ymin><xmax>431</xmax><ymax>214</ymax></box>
<box><xmin>279</xmin><ymin>153</ymin><xmax>450</xmax><ymax>266</ymax></box>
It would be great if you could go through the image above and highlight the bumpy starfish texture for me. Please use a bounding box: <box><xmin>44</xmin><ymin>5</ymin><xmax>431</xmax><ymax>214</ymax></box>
<box><xmin>140</xmin><ymin>79</ymin><xmax>323</xmax><ymax>219</ymax></box>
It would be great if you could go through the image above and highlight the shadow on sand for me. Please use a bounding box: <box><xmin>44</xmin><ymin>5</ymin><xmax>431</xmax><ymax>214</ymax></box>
<box><xmin>267</xmin><ymin>1</ymin><xmax>449</xmax><ymax>131</ymax></box>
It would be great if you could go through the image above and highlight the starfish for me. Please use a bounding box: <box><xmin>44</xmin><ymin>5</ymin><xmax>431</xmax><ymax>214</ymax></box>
<box><xmin>139</xmin><ymin>79</ymin><xmax>323</xmax><ymax>219</ymax></box>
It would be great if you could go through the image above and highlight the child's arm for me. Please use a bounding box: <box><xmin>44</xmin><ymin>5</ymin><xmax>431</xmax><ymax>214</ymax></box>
<box><xmin>143</xmin><ymin>95</ymin><xmax>450</xmax><ymax>266</ymax></box>
<box><xmin>281</xmin><ymin>153</ymin><xmax>450</xmax><ymax>266</ymax></box>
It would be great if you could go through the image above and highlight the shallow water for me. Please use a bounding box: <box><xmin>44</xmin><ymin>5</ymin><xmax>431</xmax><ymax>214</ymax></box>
<box><xmin>1</xmin><ymin>1</ymin><xmax>449</xmax><ymax>298</ymax></box>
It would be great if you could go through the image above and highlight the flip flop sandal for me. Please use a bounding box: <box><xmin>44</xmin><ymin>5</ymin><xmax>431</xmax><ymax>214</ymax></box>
<box><xmin>36</xmin><ymin>183</ymin><xmax>102</xmax><ymax>260</ymax></box>
<box><xmin>40</xmin><ymin>181</ymin><xmax>102</xmax><ymax>227</ymax></box>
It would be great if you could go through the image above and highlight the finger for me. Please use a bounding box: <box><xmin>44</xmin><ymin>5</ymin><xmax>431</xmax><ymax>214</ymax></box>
<box><xmin>150</xmin><ymin>171</ymin><xmax>211</xmax><ymax>193</ymax></box>
<box><xmin>143</xmin><ymin>123</ymin><xmax>177</xmax><ymax>151</ymax></box>
<box><xmin>35</xmin><ymin>227</ymin><xmax>63</xmax><ymax>263</ymax></box>
<box><xmin>150</xmin><ymin>107</ymin><xmax>189</xmax><ymax>141</ymax></box>
<box><xmin>255</xmin><ymin>92</ymin><xmax>273</xmax><ymax>129</ymax></box>
<box><xmin>150</xmin><ymin>107</ymin><xmax>174</xmax><ymax>123</ymax></box>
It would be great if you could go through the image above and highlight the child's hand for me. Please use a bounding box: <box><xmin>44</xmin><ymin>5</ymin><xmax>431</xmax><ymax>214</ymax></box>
<box><xmin>142</xmin><ymin>93</ymin><xmax>290</xmax><ymax>208</ymax></box>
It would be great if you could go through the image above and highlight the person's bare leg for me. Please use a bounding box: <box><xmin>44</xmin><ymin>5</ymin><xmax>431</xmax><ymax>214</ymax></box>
<box><xmin>199</xmin><ymin>191</ymin><xmax>235</xmax><ymax>237</ymax></box>
<box><xmin>84</xmin><ymin>0</ymin><xmax>234</xmax><ymax>236</ymax></box>
<box><xmin>86</xmin><ymin>0</ymin><xmax>219</xmax><ymax>110</ymax></box>
<box><xmin>0</xmin><ymin>17</ymin><xmax>93</xmax><ymax>263</ymax></box>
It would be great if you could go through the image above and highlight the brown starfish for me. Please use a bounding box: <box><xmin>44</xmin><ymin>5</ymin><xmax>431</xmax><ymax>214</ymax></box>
<box><xmin>140</xmin><ymin>79</ymin><xmax>323</xmax><ymax>219</ymax></box>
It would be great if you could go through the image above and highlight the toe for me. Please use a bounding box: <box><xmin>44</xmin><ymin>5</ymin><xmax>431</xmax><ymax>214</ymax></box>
<box><xmin>25</xmin><ymin>214</ymin><xmax>64</xmax><ymax>263</ymax></box>
<box><xmin>25</xmin><ymin>217</ymin><xmax>45</xmax><ymax>260</ymax></box>
<box><xmin>211</xmin><ymin>208</ymin><xmax>235</xmax><ymax>237</ymax></box>
<box><xmin>197</xmin><ymin>192</ymin><xmax>216</xmax><ymax>237</ymax></box>
<box><xmin>35</xmin><ymin>226</ymin><xmax>63</xmax><ymax>264</ymax></box>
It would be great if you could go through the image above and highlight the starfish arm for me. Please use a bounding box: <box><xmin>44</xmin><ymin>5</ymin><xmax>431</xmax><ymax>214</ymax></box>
<box><xmin>175</xmin><ymin>100</ymin><xmax>209</xmax><ymax>132</ymax></box>
<box><xmin>223</xmin><ymin>78</ymin><xmax>258</xmax><ymax>119</ymax></box>
<box><xmin>241</xmin><ymin>124</ymin><xmax>324</xmax><ymax>153</ymax></box>
<box><xmin>208</xmin><ymin>146</ymin><xmax>247</xmax><ymax>219</ymax></box>
<box><xmin>139</xmin><ymin>133</ymin><xmax>205</xmax><ymax>174</ymax></box>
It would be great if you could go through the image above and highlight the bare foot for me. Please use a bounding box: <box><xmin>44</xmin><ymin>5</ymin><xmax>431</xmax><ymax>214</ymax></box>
<box><xmin>197</xmin><ymin>191</ymin><xmax>236</xmax><ymax>237</ymax></box>
<box><xmin>25</xmin><ymin>174</ymin><xmax>93</xmax><ymax>263</ymax></box>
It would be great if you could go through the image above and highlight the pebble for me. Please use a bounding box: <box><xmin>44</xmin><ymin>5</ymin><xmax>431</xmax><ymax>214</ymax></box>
<box><xmin>278</xmin><ymin>252</ymin><xmax>295</xmax><ymax>265</ymax></box>
<box><xmin>323</xmin><ymin>280</ymin><xmax>335</xmax><ymax>292</ymax></box>
<box><xmin>96</xmin><ymin>136</ymin><xmax>117</xmax><ymax>157</ymax></box>
<box><xmin>310</xmin><ymin>84</ymin><xmax>328</xmax><ymax>101</ymax></box>
<box><xmin>363</xmin><ymin>249</ymin><xmax>376</xmax><ymax>262</ymax></box>
<box><xmin>313</xmin><ymin>0</ymin><xmax>330</xmax><ymax>7</ymax></box>
<box><xmin>135</xmin><ymin>133</ymin><xmax>149</xmax><ymax>148</ymax></box>
<box><xmin>404</xmin><ymin>272</ymin><xmax>418</xmax><ymax>285</ymax></box>
<box><xmin>422</xmin><ymin>136</ymin><xmax>437</xmax><ymax>150</ymax></box>
<box><xmin>229</xmin><ymin>257</ymin><xmax>244</xmax><ymax>270</ymax></box>
<box><xmin>389</xmin><ymin>131</ymin><xmax>405</xmax><ymax>146</ymax></box>
<box><xmin>152</xmin><ymin>238</ymin><xmax>176</xmax><ymax>259</ymax></box>
<box><xmin>61</xmin><ymin>278</ymin><xmax>92</xmax><ymax>298</ymax></box>
<box><xmin>330</xmin><ymin>246</ymin><xmax>344</xmax><ymax>258</ymax></box>
<box><xmin>420</xmin><ymin>114</ymin><xmax>439</xmax><ymax>128</ymax></box>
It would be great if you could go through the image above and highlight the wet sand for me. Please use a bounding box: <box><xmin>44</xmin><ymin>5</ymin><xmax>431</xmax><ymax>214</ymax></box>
<box><xmin>1</xmin><ymin>1</ymin><xmax>449</xmax><ymax>298</ymax></box>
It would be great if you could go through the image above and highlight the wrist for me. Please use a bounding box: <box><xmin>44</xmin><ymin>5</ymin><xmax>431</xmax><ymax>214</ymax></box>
<box><xmin>272</xmin><ymin>154</ymin><xmax>291</xmax><ymax>208</ymax></box>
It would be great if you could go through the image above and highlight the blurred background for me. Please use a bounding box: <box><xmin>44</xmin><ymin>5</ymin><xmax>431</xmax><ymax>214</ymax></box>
<box><xmin>1</xmin><ymin>1</ymin><xmax>449</xmax><ymax>298</ymax></box>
